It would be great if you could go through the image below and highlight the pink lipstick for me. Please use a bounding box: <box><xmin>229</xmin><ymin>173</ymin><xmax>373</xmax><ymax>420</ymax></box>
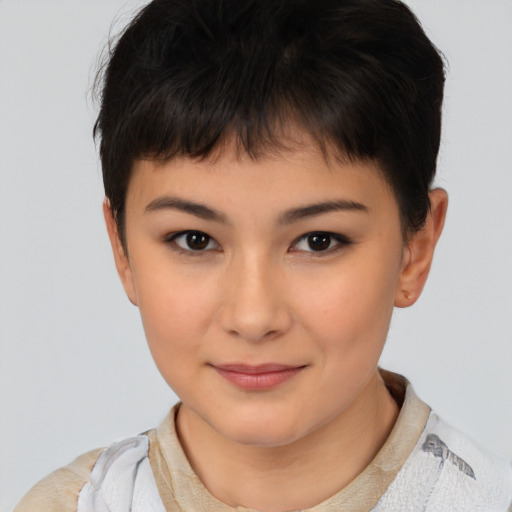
<box><xmin>212</xmin><ymin>364</ymin><xmax>306</xmax><ymax>390</ymax></box>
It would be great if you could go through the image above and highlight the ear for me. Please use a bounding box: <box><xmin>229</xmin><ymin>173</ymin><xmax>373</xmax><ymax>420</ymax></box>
<box><xmin>395</xmin><ymin>188</ymin><xmax>448</xmax><ymax>308</ymax></box>
<box><xmin>103</xmin><ymin>200</ymin><xmax>138</xmax><ymax>306</ymax></box>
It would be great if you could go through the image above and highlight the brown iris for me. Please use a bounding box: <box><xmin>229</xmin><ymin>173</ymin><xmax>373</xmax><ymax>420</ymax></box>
<box><xmin>307</xmin><ymin>232</ymin><xmax>331</xmax><ymax>251</ymax></box>
<box><xmin>186</xmin><ymin>231</ymin><xmax>210</xmax><ymax>250</ymax></box>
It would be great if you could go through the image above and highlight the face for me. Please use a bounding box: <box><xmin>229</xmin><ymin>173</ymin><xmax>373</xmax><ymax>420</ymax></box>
<box><xmin>110</xmin><ymin>140</ymin><xmax>424</xmax><ymax>447</ymax></box>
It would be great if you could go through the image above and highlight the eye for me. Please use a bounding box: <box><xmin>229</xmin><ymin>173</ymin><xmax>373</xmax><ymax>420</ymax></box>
<box><xmin>292</xmin><ymin>231</ymin><xmax>351</xmax><ymax>253</ymax></box>
<box><xmin>167</xmin><ymin>230</ymin><xmax>219</xmax><ymax>252</ymax></box>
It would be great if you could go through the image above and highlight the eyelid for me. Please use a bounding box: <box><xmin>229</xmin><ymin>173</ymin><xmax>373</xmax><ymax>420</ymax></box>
<box><xmin>290</xmin><ymin>231</ymin><xmax>353</xmax><ymax>254</ymax></box>
<box><xmin>165</xmin><ymin>230</ymin><xmax>221</xmax><ymax>254</ymax></box>
<box><xmin>163</xmin><ymin>230</ymin><xmax>352</xmax><ymax>256</ymax></box>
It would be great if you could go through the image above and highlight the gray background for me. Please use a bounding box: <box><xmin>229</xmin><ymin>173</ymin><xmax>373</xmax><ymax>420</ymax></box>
<box><xmin>1</xmin><ymin>1</ymin><xmax>511</xmax><ymax>509</ymax></box>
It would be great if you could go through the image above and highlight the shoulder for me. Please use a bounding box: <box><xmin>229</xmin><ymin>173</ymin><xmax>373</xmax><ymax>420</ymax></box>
<box><xmin>422</xmin><ymin>414</ymin><xmax>512</xmax><ymax>510</ymax></box>
<box><xmin>15</xmin><ymin>447</ymin><xmax>103</xmax><ymax>512</ymax></box>
<box><xmin>375</xmin><ymin>411</ymin><xmax>512</xmax><ymax>512</ymax></box>
<box><xmin>15</xmin><ymin>432</ymin><xmax>166</xmax><ymax>512</ymax></box>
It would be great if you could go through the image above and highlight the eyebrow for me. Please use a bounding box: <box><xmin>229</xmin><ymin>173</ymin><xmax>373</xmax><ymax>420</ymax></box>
<box><xmin>144</xmin><ymin>196</ymin><xmax>369</xmax><ymax>224</ymax></box>
<box><xmin>145</xmin><ymin>197</ymin><xmax>229</xmax><ymax>223</ymax></box>
<box><xmin>277</xmin><ymin>200</ymin><xmax>369</xmax><ymax>225</ymax></box>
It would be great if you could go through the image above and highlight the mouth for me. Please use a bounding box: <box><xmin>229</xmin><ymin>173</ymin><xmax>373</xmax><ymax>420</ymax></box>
<box><xmin>210</xmin><ymin>363</ymin><xmax>307</xmax><ymax>390</ymax></box>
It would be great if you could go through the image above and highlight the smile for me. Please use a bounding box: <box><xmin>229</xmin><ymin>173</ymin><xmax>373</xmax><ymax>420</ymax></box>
<box><xmin>211</xmin><ymin>364</ymin><xmax>307</xmax><ymax>390</ymax></box>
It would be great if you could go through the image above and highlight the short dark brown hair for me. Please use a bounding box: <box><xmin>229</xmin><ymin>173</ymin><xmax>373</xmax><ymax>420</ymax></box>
<box><xmin>94</xmin><ymin>0</ymin><xmax>445</xmax><ymax>245</ymax></box>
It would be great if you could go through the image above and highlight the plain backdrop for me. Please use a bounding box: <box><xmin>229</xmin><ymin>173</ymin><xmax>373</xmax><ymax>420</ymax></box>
<box><xmin>1</xmin><ymin>1</ymin><xmax>511</xmax><ymax>510</ymax></box>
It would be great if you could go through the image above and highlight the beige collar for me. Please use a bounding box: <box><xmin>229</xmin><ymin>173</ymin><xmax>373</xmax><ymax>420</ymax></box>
<box><xmin>154</xmin><ymin>371</ymin><xmax>431</xmax><ymax>511</ymax></box>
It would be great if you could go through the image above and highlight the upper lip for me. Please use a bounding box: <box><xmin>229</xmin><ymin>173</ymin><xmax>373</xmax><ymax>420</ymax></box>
<box><xmin>211</xmin><ymin>363</ymin><xmax>306</xmax><ymax>374</ymax></box>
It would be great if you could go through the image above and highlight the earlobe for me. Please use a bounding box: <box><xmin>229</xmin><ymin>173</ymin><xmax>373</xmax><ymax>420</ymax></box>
<box><xmin>103</xmin><ymin>200</ymin><xmax>138</xmax><ymax>306</ymax></box>
<box><xmin>395</xmin><ymin>188</ymin><xmax>448</xmax><ymax>308</ymax></box>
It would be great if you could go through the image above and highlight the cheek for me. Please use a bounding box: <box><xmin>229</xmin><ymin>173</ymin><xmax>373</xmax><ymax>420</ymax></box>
<box><xmin>294</xmin><ymin>253</ymin><xmax>400</xmax><ymax>360</ymax></box>
<box><xmin>133</xmin><ymin>262</ymin><xmax>217</xmax><ymax>379</ymax></box>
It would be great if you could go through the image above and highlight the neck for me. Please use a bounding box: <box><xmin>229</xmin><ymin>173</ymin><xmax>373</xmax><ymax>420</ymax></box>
<box><xmin>176</xmin><ymin>371</ymin><xmax>399</xmax><ymax>512</ymax></box>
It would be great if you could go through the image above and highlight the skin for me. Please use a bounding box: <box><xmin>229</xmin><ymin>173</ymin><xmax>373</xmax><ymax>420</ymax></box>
<box><xmin>105</xmin><ymin>137</ymin><xmax>447</xmax><ymax>511</ymax></box>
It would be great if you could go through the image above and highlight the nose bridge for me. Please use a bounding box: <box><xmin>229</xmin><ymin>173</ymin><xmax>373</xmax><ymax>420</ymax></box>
<box><xmin>220</xmin><ymin>249</ymin><xmax>290</xmax><ymax>342</ymax></box>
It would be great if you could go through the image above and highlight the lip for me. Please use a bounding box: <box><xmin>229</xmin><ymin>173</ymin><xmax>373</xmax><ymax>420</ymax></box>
<box><xmin>211</xmin><ymin>363</ymin><xmax>307</xmax><ymax>390</ymax></box>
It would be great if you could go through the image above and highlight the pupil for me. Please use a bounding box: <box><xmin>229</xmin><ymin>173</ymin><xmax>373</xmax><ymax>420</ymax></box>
<box><xmin>187</xmin><ymin>231</ymin><xmax>209</xmax><ymax>250</ymax></box>
<box><xmin>308</xmin><ymin>233</ymin><xmax>330</xmax><ymax>251</ymax></box>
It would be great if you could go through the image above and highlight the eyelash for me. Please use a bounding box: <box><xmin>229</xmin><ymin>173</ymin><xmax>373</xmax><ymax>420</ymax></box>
<box><xmin>291</xmin><ymin>232</ymin><xmax>353</xmax><ymax>255</ymax></box>
<box><xmin>165</xmin><ymin>231</ymin><xmax>221</xmax><ymax>256</ymax></box>
<box><xmin>164</xmin><ymin>230</ymin><xmax>353</xmax><ymax>256</ymax></box>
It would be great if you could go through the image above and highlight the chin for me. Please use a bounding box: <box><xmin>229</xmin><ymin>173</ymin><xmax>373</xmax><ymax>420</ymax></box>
<box><xmin>217</xmin><ymin>413</ymin><xmax>307</xmax><ymax>448</ymax></box>
<box><xmin>230</xmin><ymin>430</ymin><xmax>303</xmax><ymax>448</ymax></box>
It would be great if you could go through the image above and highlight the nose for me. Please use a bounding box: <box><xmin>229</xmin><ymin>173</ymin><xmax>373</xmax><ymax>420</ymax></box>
<box><xmin>219</xmin><ymin>254</ymin><xmax>292</xmax><ymax>342</ymax></box>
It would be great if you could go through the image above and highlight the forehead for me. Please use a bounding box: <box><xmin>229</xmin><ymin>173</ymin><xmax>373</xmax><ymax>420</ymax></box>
<box><xmin>125</xmin><ymin>137</ymin><xmax>399</xmax><ymax>223</ymax></box>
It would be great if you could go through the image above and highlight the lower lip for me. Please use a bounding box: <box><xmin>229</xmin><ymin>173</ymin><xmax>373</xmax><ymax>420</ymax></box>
<box><xmin>213</xmin><ymin>366</ymin><xmax>305</xmax><ymax>390</ymax></box>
